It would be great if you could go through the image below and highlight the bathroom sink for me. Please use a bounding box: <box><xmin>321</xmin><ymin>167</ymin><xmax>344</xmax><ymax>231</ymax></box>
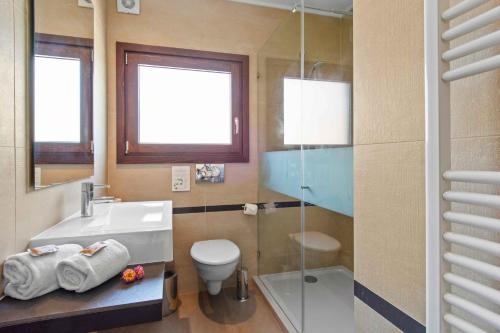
<box><xmin>29</xmin><ymin>201</ymin><xmax>173</xmax><ymax>265</ymax></box>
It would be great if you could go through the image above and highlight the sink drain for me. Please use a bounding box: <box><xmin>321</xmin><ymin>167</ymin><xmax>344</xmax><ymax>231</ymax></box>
<box><xmin>304</xmin><ymin>275</ymin><xmax>318</xmax><ymax>283</ymax></box>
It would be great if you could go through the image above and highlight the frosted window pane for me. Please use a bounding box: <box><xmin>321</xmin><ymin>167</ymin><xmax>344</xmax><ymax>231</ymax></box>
<box><xmin>34</xmin><ymin>56</ymin><xmax>81</xmax><ymax>143</ymax></box>
<box><xmin>284</xmin><ymin>78</ymin><xmax>351</xmax><ymax>145</ymax></box>
<box><xmin>138</xmin><ymin>65</ymin><xmax>232</xmax><ymax>144</ymax></box>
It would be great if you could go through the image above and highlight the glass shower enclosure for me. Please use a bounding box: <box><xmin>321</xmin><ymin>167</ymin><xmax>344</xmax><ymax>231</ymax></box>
<box><xmin>255</xmin><ymin>2</ymin><xmax>354</xmax><ymax>333</ymax></box>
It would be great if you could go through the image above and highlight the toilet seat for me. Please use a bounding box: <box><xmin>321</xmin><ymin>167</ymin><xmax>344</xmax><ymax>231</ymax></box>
<box><xmin>191</xmin><ymin>239</ymin><xmax>240</xmax><ymax>265</ymax></box>
<box><xmin>289</xmin><ymin>231</ymin><xmax>341</xmax><ymax>252</ymax></box>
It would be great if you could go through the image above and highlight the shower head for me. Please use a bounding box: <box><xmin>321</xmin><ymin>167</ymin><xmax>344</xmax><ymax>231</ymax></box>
<box><xmin>290</xmin><ymin>3</ymin><xmax>353</xmax><ymax>17</ymax></box>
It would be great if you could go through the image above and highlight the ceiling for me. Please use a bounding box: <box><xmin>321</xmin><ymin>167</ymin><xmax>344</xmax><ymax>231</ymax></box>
<box><xmin>227</xmin><ymin>0</ymin><xmax>353</xmax><ymax>16</ymax></box>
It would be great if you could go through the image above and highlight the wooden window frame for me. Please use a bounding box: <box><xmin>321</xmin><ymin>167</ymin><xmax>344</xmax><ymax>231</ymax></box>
<box><xmin>33</xmin><ymin>33</ymin><xmax>94</xmax><ymax>164</ymax></box>
<box><xmin>116</xmin><ymin>42</ymin><xmax>249</xmax><ymax>164</ymax></box>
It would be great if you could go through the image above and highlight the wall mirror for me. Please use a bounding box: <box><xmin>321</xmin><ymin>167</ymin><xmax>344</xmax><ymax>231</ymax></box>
<box><xmin>30</xmin><ymin>0</ymin><xmax>94</xmax><ymax>190</ymax></box>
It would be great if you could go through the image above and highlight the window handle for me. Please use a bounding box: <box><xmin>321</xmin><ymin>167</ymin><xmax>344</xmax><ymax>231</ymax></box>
<box><xmin>234</xmin><ymin>117</ymin><xmax>239</xmax><ymax>135</ymax></box>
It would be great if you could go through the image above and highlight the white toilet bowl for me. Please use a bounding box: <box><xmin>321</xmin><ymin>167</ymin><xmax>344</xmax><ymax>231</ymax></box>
<box><xmin>289</xmin><ymin>231</ymin><xmax>342</xmax><ymax>269</ymax></box>
<box><xmin>190</xmin><ymin>239</ymin><xmax>240</xmax><ymax>295</ymax></box>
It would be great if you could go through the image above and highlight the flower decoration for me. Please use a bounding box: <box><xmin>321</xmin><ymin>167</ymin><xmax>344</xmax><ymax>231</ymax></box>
<box><xmin>121</xmin><ymin>268</ymin><xmax>136</xmax><ymax>284</ymax></box>
<box><xmin>134</xmin><ymin>265</ymin><xmax>145</xmax><ymax>280</ymax></box>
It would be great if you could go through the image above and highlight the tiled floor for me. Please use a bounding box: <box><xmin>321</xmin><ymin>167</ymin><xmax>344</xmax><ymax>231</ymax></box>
<box><xmin>101</xmin><ymin>286</ymin><xmax>285</xmax><ymax>333</ymax></box>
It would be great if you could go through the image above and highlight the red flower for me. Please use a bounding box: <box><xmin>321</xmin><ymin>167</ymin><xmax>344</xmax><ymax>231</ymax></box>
<box><xmin>134</xmin><ymin>265</ymin><xmax>145</xmax><ymax>280</ymax></box>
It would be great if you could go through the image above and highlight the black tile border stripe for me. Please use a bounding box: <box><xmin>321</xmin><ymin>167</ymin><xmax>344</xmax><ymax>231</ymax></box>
<box><xmin>172</xmin><ymin>201</ymin><xmax>314</xmax><ymax>214</ymax></box>
<box><xmin>354</xmin><ymin>281</ymin><xmax>426</xmax><ymax>333</ymax></box>
<box><xmin>172</xmin><ymin>206</ymin><xmax>206</xmax><ymax>214</ymax></box>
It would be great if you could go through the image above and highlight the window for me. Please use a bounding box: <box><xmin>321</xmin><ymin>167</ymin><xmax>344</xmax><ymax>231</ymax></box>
<box><xmin>283</xmin><ymin>78</ymin><xmax>352</xmax><ymax>146</ymax></box>
<box><xmin>116</xmin><ymin>42</ymin><xmax>249</xmax><ymax>163</ymax></box>
<box><xmin>33</xmin><ymin>34</ymin><xmax>93</xmax><ymax>164</ymax></box>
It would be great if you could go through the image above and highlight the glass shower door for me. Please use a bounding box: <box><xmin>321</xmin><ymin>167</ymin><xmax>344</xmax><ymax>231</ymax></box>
<box><xmin>256</xmin><ymin>4</ymin><xmax>354</xmax><ymax>333</ymax></box>
<box><xmin>301</xmin><ymin>10</ymin><xmax>354</xmax><ymax>333</ymax></box>
<box><xmin>256</xmin><ymin>8</ymin><xmax>304</xmax><ymax>333</ymax></box>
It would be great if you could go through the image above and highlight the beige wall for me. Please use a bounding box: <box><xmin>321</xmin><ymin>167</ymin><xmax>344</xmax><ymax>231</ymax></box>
<box><xmin>105</xmin><ymin>0</ymin><xmax>287</xmax><ymax>294</ymax></box>
<box><xmin>353</xmin><ymin>0</ymin><xmax>425</xmax><ymax>330</ymax></box>
<box><xmin>0</xmin><ymin>0</ymin><xmax>107</xmax><ymax>296</ymax></box>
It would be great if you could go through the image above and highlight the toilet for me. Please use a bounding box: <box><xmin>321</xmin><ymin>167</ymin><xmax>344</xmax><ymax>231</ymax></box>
<box><xmin>190</xmin><ymin>239</ymin><xmax>240</xmax><ymax>295</ymax></box>
<box><xmin>288</xmin><ymin>231</ymin><xmax>342</xmax><ymax>269</ymax></box>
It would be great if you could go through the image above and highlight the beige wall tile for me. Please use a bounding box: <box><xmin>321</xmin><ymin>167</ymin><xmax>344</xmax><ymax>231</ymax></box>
<box><xmin>353</xmin><ymin>0</ymin><xmax>424</xmax><ymax>145</ymax></box>
<box><xmin>0</xmin><ymin>0</ymin><xmax>15</xmax><ymax>148</ymax></box>
<box><xmin>354</xmin><ymin>141</ymin><xmax>426</xmax><ymax>324</ymax></box>
<box><xmin>108</xmin><ymin>165</ymin><xmax>205</xmax><ymax>206</ymax></box>
<box><xmin>353</xmin><ymin>0</ymin><xmax>426</xmax><ymax>326</ymax></box>
<box><xmin>451</xmin><ymin>66</ymin><xmax>500</xmax><ymax>140</ymax></box>
<box><xmin>172</xmin><ymin>213</ymin><xmax>207</xmax><ymax>294</ymax></box>
<box><xmin>176</xmin><ymin>264</ymin><xmax>202</xmax><ymax>295</ymax></box>
<box><xmin>15</xmin><ymin>147</ymin><xmax>82</xmax><ymax>252</ymax></box>
<box><xmin>203</xmin><ymin>162</ymin><xmax>259</xmax><ymax>206</ymax></box>
<box><xmin>173</xmin><ymin>213</ymin><xmax>207</xmax><ymax>268</ymax></box>
<box><xmin>355</xmin><ymin>299</ymin><xmax>402</xmax><ymax>333</ymax></box>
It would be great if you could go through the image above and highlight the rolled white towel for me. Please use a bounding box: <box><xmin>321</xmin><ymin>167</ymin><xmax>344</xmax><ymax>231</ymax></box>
<box><xmin>3</xmin><ymin>244</ymin><xmax>83</xmax><ymax>300</ymax></box>
<box><xmin>56</xmin><ymin>239</ymin><xmax>130</xmax><ymax>293</ymax></box>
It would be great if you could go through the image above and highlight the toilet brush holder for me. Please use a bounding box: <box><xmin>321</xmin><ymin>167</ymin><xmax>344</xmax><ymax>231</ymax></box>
<box><xmin>236</xmin><ymin>267</ymin><xmax>249</xmax><ymax>301</ymax></box>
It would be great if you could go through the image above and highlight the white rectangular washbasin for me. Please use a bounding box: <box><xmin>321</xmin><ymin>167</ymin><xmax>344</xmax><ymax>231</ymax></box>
<box><xmin>29</xmin><ymin>201</ymin><xmax>173</xmax><ymax>265</ymax></box>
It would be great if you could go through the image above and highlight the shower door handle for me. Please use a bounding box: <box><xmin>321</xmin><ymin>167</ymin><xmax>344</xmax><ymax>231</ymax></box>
<box><xmin>301</xmin><ymin>186</ymin><xmax>311</xmax><ymax>190</ymax></box>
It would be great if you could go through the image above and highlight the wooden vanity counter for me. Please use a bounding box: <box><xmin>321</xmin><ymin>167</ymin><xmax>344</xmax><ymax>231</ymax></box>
<box><xmin>0</xmin><ymin>263</ymin><xmax>165</xmax><ymax>333</ymax></box>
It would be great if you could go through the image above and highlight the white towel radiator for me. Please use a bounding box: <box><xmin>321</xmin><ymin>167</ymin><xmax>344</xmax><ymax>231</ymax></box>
<box><xmin>426</xmin><ymin>0</ymin><xmax>500</xmax><ymax>332</ymax></box>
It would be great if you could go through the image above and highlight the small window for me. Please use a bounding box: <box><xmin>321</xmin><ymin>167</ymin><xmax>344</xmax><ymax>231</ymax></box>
<box><xmin>116</xmin><ymin>43</ymin><xmax>249</xmax><ymax>163</ymax></box>
<box><xmin>283</xmin><ymin>78</ymin><xmax>352</xmax><ymax>146</ymax></box>
<box><xmin>34</xmin><ymin>34</ymin><xmax>93</xmax><ymax>164</ymax></box>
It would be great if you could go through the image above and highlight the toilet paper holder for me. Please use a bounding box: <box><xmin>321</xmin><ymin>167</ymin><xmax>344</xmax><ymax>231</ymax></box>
<box><xmin>242</xmin><ymin>203</ymin><xmax>258</xmax><ymax>215</ymax></box>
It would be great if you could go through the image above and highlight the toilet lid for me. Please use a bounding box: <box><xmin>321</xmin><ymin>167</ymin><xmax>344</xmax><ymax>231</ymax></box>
<box><xmin>289</xmin><ymin>231</ymin><xmax>341</xmax><ymax>252</ymax></box>
<box><xmin>191</xmin><ymin>239</ymin><xmax>240</xmax><ymax>265</ymax></box>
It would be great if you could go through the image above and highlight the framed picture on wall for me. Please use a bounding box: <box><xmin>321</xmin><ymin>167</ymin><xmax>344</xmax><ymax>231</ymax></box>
<box><xmin>195</xmin><ymin>164</ymin><xmax>225</xmax><ymax>184</ymax></box>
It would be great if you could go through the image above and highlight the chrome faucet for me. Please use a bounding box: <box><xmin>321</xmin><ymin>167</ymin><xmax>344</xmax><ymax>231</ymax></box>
<box><xmin>81</xmin><ymin>182</ymin><xmax>112</xmax><ymax>217</ymax></box>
